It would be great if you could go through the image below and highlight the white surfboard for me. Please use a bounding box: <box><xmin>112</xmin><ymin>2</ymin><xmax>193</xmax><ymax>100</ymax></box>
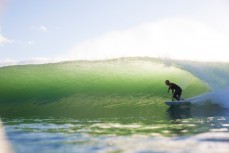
<box><xmin>165</xmin><ymin>100</ymin><xmax>191</xmax><ymax>106</ymax></box>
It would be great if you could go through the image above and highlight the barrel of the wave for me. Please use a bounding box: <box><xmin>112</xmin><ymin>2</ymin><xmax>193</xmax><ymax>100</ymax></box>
<box><xmin>0</xmin><ymin>118</ymin><xmax>13</xmax><ymax>153</ymax></box>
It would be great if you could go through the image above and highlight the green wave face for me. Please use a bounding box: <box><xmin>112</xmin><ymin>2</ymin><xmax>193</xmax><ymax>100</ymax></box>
<box><xmin>0</xmin><ymin>58</ymin><xmax>209</xmax><ymax>118</ymax></box>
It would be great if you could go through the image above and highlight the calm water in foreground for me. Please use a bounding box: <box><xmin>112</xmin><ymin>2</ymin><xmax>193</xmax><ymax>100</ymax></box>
<box><xmin>2</xmin><ymin>104</ymin><xmax>229</xmax><ymax>153</ymax></box>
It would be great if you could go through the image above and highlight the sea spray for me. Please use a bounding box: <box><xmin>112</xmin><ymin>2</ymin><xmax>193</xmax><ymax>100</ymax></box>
<box><xmin>190</xmin><ymin>89</ymin><xmax>229</xmax><ymax>109</ymax></box>
<box><xmin>175</xmin><ymin>60</ymin><xmax>229</xmax><ymax>109</ymax></box>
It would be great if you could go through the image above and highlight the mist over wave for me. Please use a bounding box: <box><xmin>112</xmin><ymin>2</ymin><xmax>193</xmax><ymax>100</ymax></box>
<box><xmin>0</xmin><ymin>58</ymin><xmax>63</xmax><ymax>67</ymax></box>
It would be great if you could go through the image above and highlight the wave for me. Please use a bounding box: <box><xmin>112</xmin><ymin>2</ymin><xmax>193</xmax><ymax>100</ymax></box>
<box><xmin>0</xmin><ymin>57</ymin><xmax>225</xmax><ymax>117</ymax></box>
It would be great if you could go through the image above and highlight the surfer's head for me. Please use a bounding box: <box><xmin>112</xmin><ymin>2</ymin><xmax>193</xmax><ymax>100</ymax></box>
<box><xmin>165</xmin><ymin>80</ymin><xmax>170</xmax><ymax>85</ymax></box>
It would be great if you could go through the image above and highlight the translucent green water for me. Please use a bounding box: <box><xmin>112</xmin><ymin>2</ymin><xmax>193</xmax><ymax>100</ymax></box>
<box><xmin>0</xmin><ymin>58</ymin><xmax>209</xmax><ymax>118</ymax></box>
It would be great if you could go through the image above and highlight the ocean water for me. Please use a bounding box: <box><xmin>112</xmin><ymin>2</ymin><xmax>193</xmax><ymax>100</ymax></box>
<box><xmin>1</xmin><ymin>57</ymin><xmax>229</xmax><ymax>153</ymax></box>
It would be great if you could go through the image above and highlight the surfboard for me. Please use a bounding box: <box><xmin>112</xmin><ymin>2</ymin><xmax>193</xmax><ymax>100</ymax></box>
<box><xmin>165</xmin><ymin>100</ymin><xmax>191</xmax><ymax>106</ymax></box>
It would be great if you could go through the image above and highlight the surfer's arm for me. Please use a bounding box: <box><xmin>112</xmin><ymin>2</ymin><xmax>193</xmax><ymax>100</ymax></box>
<box><xmin>167</xmin><ymin>88</ymin><xmax>170</xmax><ymax>93</ymax></box>
<box><xmin>167</xmin><ymin>85</ymin><xmax>171</xmax><ymax>93</ymax></box>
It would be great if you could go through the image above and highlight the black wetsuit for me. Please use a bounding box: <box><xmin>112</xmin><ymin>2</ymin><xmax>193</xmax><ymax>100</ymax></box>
<box><xmin>168</xmin><ymin>83</ymin><xmax>182</xmax><ymax>101</ymax></box>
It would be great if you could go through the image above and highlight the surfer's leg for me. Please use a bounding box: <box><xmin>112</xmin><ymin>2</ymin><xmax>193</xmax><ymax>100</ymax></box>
<box><xmin>173</xmin><ymin>89</ymin><xmax>182</xmax><ymax>101</ymax></box>
<box><xmin>179</xmin><ymin>90</ymin><xmax>182</xmax><ymax>100</ymax></box>
<box><xmin>173</xmin><ymin>91</ymin><xmax>179</xmax><ymax>101</ymax></box>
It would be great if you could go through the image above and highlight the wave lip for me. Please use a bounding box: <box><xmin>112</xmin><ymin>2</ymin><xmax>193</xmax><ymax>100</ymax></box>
<box><xmin>0</xmin><ymin>58</ymin><xmax>64</xmax><ymax>68</ymax></box>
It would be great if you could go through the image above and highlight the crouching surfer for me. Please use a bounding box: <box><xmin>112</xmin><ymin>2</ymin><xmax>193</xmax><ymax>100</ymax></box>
<box><xmin>165</xmin><ymin>80</ymin><xmax>182</xmax><ymax>101</ymax></box>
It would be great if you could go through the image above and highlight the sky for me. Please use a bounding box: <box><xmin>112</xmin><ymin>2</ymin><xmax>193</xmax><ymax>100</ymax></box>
<box><xmin>0</xmin><ymin>0</ymin><xmax>229</xmax><ymax>65</ymax></box>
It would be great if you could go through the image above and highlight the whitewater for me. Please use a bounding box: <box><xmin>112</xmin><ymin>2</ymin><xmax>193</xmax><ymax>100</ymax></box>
<box><xmin>0</xmin><ymin>57</ymin><xmax>229</xmax><ymax>153</ymax></box>
<box><xmin>176</xmin><ymin>60</ymin><xmax>229</xmax><ymax>109</ymax></box>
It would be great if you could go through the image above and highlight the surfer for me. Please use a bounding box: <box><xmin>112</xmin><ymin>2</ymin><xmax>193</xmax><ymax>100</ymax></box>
<box><xmin>165</xmin><ymin>80</ymin><xmax>182</xmax><ymax>101</ymax></box>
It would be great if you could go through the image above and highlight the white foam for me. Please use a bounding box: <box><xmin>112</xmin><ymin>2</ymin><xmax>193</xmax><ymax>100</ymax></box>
<box><xmin>185</xmin><ymin>89</ymin><xmax>229</xmax><ymax>109</ymax></box>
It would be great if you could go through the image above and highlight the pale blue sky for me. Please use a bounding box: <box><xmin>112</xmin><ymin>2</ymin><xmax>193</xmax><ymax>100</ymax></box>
<box><xmin>0</xmin><ymin>0</ymin><xmax>229</xmax><ymax>64</ymax></box>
